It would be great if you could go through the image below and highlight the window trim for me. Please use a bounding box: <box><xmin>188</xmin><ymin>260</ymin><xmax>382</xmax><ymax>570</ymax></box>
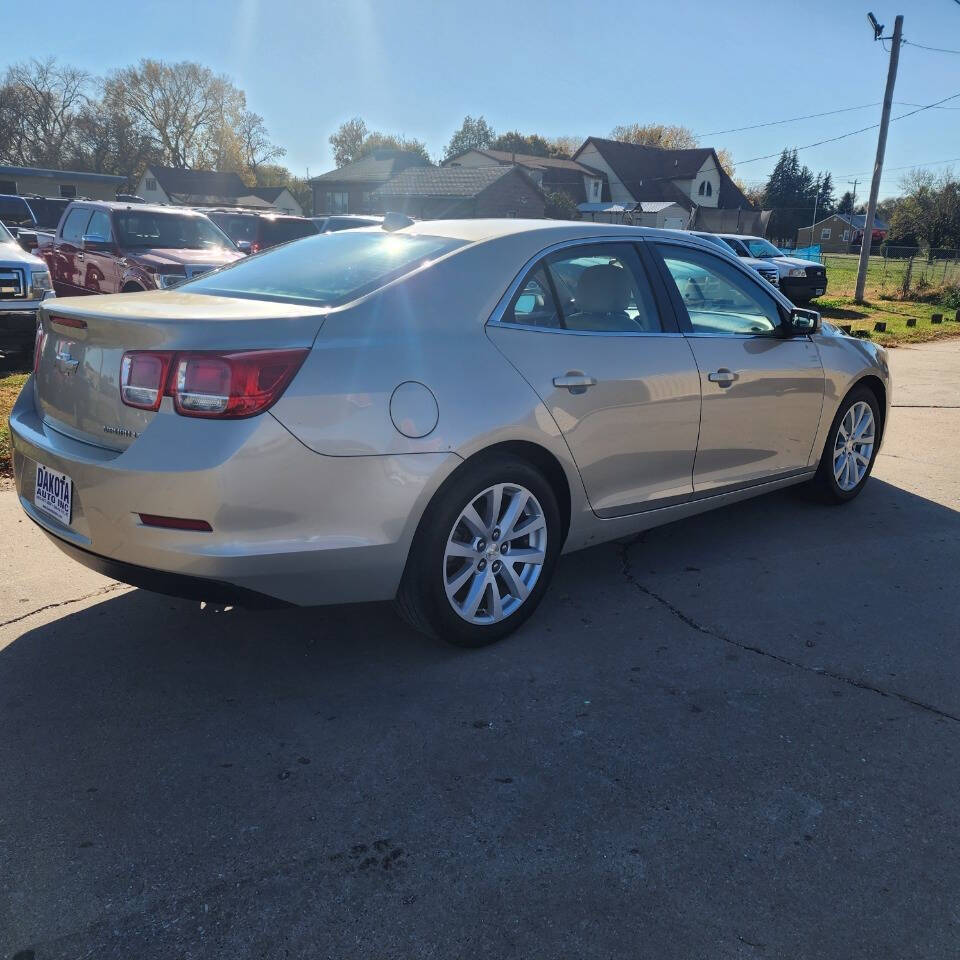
<box><xmin>487</xmin><ymin>236</ymin><xmax>682</xmax><ymax>337</ymax></box>
<box><xmin>821</xmin><ymin>228</ymin><xmax>832</xmax><ymax>240</ymax></box>
<box><xmin>648</xmin><ymin>238</ymin><xmax>793</xmax><ymax>340</ymax></box>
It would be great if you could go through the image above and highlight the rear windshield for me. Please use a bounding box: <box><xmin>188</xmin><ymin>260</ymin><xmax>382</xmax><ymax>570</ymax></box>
<box><xmin>114</xmin><ymin>211</ymin><xmax>234</xmax><ymax>251</ymax></box>
<box><xmin>211</xmin><ymin>214</ymin><xmax>258</xmax><ymax>243</ymax></box>
<box><xmin>0</xmin><ymin>195</ymin><xmax>35</xmax><ymax>227</ymax></box>
<box><xmin>182</xmin><ymin>231</ymin><xmax>467</xmax><ymax>306</ymax></box>
<box><xmin>262</xmin><ymin>218</ymin><xmax>318</xmax><ymax>245</ymax></box>
<box><xmin>26</xmin><ymin>197</ymin><xmax>71</xmax><ymax>229</ymax></box>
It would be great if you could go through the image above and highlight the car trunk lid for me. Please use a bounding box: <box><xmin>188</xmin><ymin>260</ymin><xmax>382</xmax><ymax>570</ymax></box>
<box><xmin>34</xmin><ymin>290</ymin><xmax>326</xmax><ymax>451</ymax></box>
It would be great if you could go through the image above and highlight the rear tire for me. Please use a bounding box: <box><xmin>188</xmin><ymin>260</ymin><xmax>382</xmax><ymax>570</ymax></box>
<box><xmin>809</xmin><ymin>385</ymin><xmax>881</xmax><ymax>503</ymax></box>
<box><xmin>396</xmin><ymin>454</ymin><xmax>562</xmax><ymax>647</ymax></box>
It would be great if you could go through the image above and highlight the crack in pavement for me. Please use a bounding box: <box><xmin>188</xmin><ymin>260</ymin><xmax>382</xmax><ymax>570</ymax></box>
<box><xmin>891</xmin><ymin>404</ymin><xmax>960</xmax><ymax>409</ymax></box>
<box><xmin>0</xmin><ymin>582</ymin><xmax>131</xmax><ymax>630</ymax></box>
<box><xmin>617</xmin><ymin>539</ymin><xmax>960</xmax><ymax>724</ymax></box>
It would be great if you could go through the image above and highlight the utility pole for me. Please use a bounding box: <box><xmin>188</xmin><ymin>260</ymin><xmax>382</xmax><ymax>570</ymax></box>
<box><xmin>846</xmin><ymin>178</ymin><xmax>859</xmax><ymax>251</ymax></box>
<box><xmin>809</xmin><ymin>174</ymin><xmax>820</xmax><ymax>253</ymax></box>
<box><xmin>855</xmin><ymin>13</ymin><xmax>903</xmax><ymax>303</ymax></box>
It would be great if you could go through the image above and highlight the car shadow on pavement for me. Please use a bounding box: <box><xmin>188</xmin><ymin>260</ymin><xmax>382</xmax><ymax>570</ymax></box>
<box><xmin>3</xmin><ymin>477</ymin><xmax>960</xmax><ymax>958</ymax></box>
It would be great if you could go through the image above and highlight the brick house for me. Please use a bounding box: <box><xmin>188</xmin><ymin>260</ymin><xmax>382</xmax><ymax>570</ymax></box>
<box><xmin>309</xmin><ymin>150</ymin><xmax>430</xmax><ymax>216</ymax></box>
<box><xmin>369</xmin><ymin>166</ymin><xmax>546</xmax><ymax>219</ymax></box>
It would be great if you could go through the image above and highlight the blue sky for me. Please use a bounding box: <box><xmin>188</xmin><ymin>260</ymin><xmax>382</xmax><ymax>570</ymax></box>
<box><xmin>10</xmin><ymin>0</ymin><xmax>960</xmax><ymax>197</ymax></box>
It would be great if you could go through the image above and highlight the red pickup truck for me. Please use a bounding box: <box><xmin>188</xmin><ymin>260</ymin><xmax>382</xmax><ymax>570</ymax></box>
<box><xmin>42</xmin><ymin>201</ymin><xmax>243</xmax><ymax>296</ymax></box>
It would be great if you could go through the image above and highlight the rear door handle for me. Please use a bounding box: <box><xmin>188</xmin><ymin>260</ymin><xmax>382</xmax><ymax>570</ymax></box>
<box><xmin>708</xmin><ymin>368</ymin><xmax>739</xmax><ymax>387</ymax></box>
<box><xmin>553</xmin><ymin>373</ymin><xmax>597</xmax><ymax>394</ymax></box>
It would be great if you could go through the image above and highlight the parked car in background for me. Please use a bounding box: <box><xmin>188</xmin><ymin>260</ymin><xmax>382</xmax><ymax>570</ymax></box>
<box><xmin>690</xmin><ymin>232</ymin><xmax>780</xmax><ymax>288</ymax></box>
<box><xmin>715</xmin><ymin>234</ymin><xmax>828</xmax><ymax>303</ymax></box>
<box><xmin>11</xmin><ymin>221</ymin><xmax>889</xmax><ymax>647</ymax></box>
<box><xmin>206</xmin><ymin>209</ymin><xmax>318</xmax><ymax>253</ymax></box>
<box><xmin>311</xmin><ymin>214</ymin><xmax>384</xmax><ymax>233</ymax></box>
<box><xmin>40</xmin><ymin>201</ymin><xmax>243</xmax><ymax>296</ymax></box>
<box><xmin>0</xmin><ymin>218</ymin><xmax>54</xmax><ymax>360</ymax></box>
<box><xmin>0</xmin><ymin>195</ymin><xmax>73</xmax><ymax>252</ymax></box>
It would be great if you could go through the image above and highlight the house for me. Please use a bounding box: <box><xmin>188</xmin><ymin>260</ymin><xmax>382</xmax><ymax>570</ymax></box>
<box><xmin>369</xmin><ymin>166</ymin><xmax>546</xmax><ymax>219</ymax></box>
<box><xmin>572</xmin><ymin>138</ymin><xmax>753</xmax><ymax>214</ymax></box>
<box><xmin>0</xmin><ymin>164</ymin><xmax>126</xmax><ymax>201</ymax></box>
<box><xmin>309</xmin><ymin>150</ymin><xmax>431</xmax><ymax>216</ymax></box>
<box><xmin>796</xmin><ymin>213</ymin><xmax>889</xmax><ymax>253</ymax></box>
<box><xmin>443</xmin><ymin>149</ymin><xmax>608</xmax><ymax>205</ymax></box>
<box><xmin>578</xmin><ymin>200</ymin><xmax>689</xmax><ymax>229</ymax></box>
<box><xmin>135</xmin><ymin>166</ymin><xmax>303</xmax><ymax>214</ymax></box>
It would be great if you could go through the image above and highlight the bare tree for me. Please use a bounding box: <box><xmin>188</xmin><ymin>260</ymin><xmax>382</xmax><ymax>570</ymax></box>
<box><xmin>0</xmin><ymin>58</ymin><xmax>90</xmax><ymax>167</ymax></box>
<box><xmin>237</xmin><ymin>110</ymin><xmax>286</xmax><ymax>178</ymax></box>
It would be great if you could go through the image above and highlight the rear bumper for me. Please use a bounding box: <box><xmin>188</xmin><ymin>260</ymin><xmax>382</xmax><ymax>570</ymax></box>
<box><xmin>10</xmin><ymin>379</ymin><xmax>460</xmax><ymax>606</ymax></box>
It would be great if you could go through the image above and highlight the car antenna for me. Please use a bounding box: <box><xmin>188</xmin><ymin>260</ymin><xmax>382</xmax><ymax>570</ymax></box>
<box><xmin>381</xmin><ymin>212</ymin><xmax>414</xmax><ymax>232</ymax></box>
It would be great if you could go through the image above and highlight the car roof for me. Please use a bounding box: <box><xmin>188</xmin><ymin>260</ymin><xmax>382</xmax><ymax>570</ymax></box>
<box><xmin>66</xmin><ymin>199</ymin><xmax>213</xmax><ymax>217</ymax></box>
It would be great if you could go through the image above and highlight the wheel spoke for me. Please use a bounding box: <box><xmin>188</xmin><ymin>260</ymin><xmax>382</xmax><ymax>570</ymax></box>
<box><xmin>461</xmin><ymin>572</ymin><xmax>489</xmax><ymax>619</ymax></box>
<box><xmin>446</xmin><ymin>540</ymin><xmax>477</xmax><ymax>559</ymax></box>
<box><xmin>499</xmin><ymin>561</ymin><xmax>529</xmax><ymax>601</ymax></box>
<box><xmin>488</xmin><ymin>577</ymin><xmax>504</xmax><ymax>621</ymax></box>
<box><xmin>505</xmin><ymin>546</ymin><xmax>545</xmax><ymax>566</ymax></box>
<box><xmin>446</xmin><ymin>562</ymin><xmax>475</xmax><ymax>596</ymax></box>
<box><xmin>488</xmin><ymin>484</ymin><xmax>503</xmax><ymax>530</ymax></box>
<box><xmin>511</xmin><ymin>514</ymin><xmax>546</xmax><ymax>538</ymax></box>
<box><xmin>499</xmin><ymin>488</ymin><xmax>530</xmax><ymax>540</ymax></box>
<box><xmin>460</xmin><ymin>503</ymin><xmax>488</xmax><ymax>539</ymax></box>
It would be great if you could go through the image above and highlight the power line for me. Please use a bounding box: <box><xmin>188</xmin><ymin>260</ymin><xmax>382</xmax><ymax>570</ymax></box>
<box><xmin>903</xmin><ymin>38</ymin><xmax>960</xmax><ymax>55</ymax></box>
<box><xmin>734</xmin><ymin>89</ymin><xmax>960</xmax><ymax>165</ymax></box>
<box><xmin>895</xmin><ymin>100</ymin><xmax>960</xmax><ymax>110</ymax></box>
<box><xmin>835</xmin><ymin>156</ymin><xmax>960</xmax><ymax>179</ymax></box>
<box><xmin>694</xmin><ymin>103</ymin><xmax>880</xmax><ymax>138</ymax></box>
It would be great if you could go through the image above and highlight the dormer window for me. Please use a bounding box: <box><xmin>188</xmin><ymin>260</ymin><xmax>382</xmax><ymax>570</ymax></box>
<box><xmin>698</xmin><ymin>181</ymin><xmax>712</xmax><ymax>197</ymax></box>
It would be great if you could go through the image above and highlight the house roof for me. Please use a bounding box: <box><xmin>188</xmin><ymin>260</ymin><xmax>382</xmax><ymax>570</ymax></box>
<box><xmin>574</xmin><ymin>138</ymin><xmax>752</xmax><ymax>210</ymax></box>
<box><xmin>246</xmin><ymin>186</ymin><xmax>291</xmax><ymax>203</ymax></box>
<box><xmin>371</xmin><ymin>165</ymin><xmax>528</xmax><ymax>199</ymax></box>
<box><xmin>818</xmin><ymin>212</ymin><xmax>889</xmax><ymax>231</ymax></box>
<box><xmin>445</xmin><ymin>149</ymin><xmax>604</xmax><ymax>177</ymax></box>
<box><xmin>146</xmin><ymin>165</ymin><xmax>248</xmax><ymax>199</ymax></box>
<box><xmin>309</xmin><ymin>150</ymin><xmax>430</xmax><ymax>184</ymax></box>
<box><xmin>0</xmin><ymin>164</ymin><xmax>125</xmax><ymax>184</ymax></box>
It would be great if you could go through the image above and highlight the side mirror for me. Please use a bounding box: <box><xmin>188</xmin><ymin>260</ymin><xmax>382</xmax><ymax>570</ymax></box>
<box><xmin>786</xmin><ymin>307</ymin><xmax>820</xmax><ymax>335</ymax></box>
<box><xmin>235</xmin><ymin>240</ymin><xmax>252</xmax><ymax>254</ymax></box>
<box><xmin>17</xmin><ymin>230</ymin><xmax>37</xmax><ymax>253</ymax></box>
<box><xmin>81</xmin><ymin>234</ymin><xmax>110</xmax><ymax>251</ymax></box>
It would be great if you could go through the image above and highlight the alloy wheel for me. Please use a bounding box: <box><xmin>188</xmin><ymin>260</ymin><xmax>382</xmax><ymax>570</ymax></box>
<box><xmin>833</xmin><ymin>400</ymin><xmax>875</xmax><ymax>491</ymax></box>
<box><xmin>443</xmin><ymin>482</ymin><xmax>548</xmax><ymax>624</ymax></box>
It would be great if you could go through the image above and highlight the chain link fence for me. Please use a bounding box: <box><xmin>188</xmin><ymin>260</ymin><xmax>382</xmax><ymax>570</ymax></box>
<box><xmin>812</xmin><ymin>249</ymin><xmax>960</xmax><ymax>298</ymax></box>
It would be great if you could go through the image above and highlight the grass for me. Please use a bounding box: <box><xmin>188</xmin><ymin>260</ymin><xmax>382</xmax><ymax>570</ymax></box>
<box><xmin>1</xmin><ymin>364</ymin><xmax>29</xmax><ymax>480</ymax></box>
<box><xmin>820</xmin><ymin>252</ymin><xmax>960</xmax><ymax>300</ymax></box>
<box><xmin>816</xmin><ymin>296</ymin><xmax>960</xmax><ymax>346</ymax></box>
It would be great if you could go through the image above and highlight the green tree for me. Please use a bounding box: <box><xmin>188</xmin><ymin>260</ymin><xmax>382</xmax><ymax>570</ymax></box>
<box><xmin>443</xmin><ymin>115</ymin><xmax>495</xmax><ymax>160</ymax></box>
<box><xmin>329</xmin><ymin>117</ymin><xmax>429</xmax><ymax>167</ymax></box>
<box><xmin>544</xmin><ymin>190</ymin><xmax>579</xmax><ymax>220</ymax></box>
<box><xmin>889</xmin><ymin>170</ymin><xmax>960</xmax><ymax>251</ymax></box>
<box><xmin>490</xmin><ymin>130</ymin><xmax>562</xmax><ymax>158</ymax></box>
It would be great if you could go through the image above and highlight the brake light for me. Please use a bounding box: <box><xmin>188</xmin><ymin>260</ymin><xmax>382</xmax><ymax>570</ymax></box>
<box><xmin>120</xmin><ymin>352</ymin><xmax>172</xmax><ymax>411</ymax></box>
<box><xmin>250</xmin><ymin>241</ymin><xmax>262</xmax><ymax>254</ymax></box>
<box><xmin>33</xmin><ymin>323</ymin><xmax>46</xmax><ymax>373</ymax></box>
<box><xmin>119</xmin><ymin>348</ymin><xmax>307</xmax><ymax>418</ymax></box>
<box><xmin>139</xmin><ymin>513</ymin><xmax>213</xmax><ymax>531</ymax></box>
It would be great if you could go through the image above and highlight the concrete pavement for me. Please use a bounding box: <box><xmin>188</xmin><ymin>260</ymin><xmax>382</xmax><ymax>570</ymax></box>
<box><xmin>1</xmin><ymin>340</ymin><xmax>959</xmax><ymax>959</ymax></box>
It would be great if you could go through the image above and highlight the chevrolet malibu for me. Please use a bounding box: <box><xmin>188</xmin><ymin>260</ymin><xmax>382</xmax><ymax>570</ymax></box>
<box><xmin>9</xmin><ymin>220</ymin><xmax>890</xmax><ymax>646</ymax></box>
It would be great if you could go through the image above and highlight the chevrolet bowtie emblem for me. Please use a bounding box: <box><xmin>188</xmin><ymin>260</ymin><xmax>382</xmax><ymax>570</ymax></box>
<box><xmin>54</xmin><ymin>350</ymin><xmax>79</xmax><ymax>375</ymax></box>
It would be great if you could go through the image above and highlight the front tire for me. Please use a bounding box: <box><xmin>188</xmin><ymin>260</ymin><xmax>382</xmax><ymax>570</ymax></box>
<box><xmin>396</xmin><ymin>454</ymin><xmax>562</xmax><ymax>647</ymax></box>
<box><xmin>809</xmin><ymin>385</ymin><xmax>881</xmax><ymax>503</ymax></box>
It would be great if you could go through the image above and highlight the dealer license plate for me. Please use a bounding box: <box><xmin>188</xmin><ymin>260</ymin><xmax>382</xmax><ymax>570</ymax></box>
<box><xmin>34</xmin><ymin>463</ymin><xmax>72</xmax><ymax>525</ymax></box>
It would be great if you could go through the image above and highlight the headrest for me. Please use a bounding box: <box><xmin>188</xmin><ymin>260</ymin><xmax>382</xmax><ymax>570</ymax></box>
<box><xmin>575</xmin><ymin>264</ymin><xmax>632</xmax><ymax>313</ymax></box>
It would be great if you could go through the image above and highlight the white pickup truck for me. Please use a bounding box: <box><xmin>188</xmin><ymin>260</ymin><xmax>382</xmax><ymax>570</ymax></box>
<box><xmin>0</xmin><ymin>219</ymin><xmax>55</xmax><ymax>360</ymax></box>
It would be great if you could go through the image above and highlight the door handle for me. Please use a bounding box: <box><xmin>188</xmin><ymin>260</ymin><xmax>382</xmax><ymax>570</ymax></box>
<box><xmin>553</xmin><ymin>372</ymin><xmax>597</xmax><ymax>394</ymax></box>
<box><xmin>708</xmin><ymin>368</ymin><xmax>739</xmax><ymax>387</ymax></box>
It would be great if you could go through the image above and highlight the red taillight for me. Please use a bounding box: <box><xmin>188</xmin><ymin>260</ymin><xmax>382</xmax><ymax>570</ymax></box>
<box><xmin>119</xmin><ymin>348</ymin><xmax>307</xmax><ymax>418</ymax></box>
<box><xmin>120</xmin><ymin>351</ymin><xmax>173</xmax><ymax>411</ymax></box>
<box><xmin>139</xmin><ymin>513</ymin><xmax>213</xmax><ymax>531</ymax></box>
<box><xmin>33</xmin><ymin>323</ymin><xmax>45</xmax><ymax>373</ymax></box>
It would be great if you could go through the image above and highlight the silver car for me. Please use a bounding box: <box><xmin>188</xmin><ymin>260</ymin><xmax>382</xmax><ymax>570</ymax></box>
<box><xmin>9</xmin><ymin>220</ymin><xmax>890</xmax><ymax>646</ymax></box>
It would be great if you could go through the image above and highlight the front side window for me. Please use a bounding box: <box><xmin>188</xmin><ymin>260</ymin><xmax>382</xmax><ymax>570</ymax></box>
<box><xmin>113</xmin><ymin>211</ymin><xmax>233</xmax><ymax>250</ymax></box>
<box><xmin>657</xmin><ymin>244</ymin><xmax>782</xmax><ymax>336</ymax></box>
<box><xmin>0</xmin><ymin>195</ymin><xmax>35</xmax><ymax>227</ymax></box>
<box><xmin>503</xmin><ymin>244</ymin><xmax>662</xmax><ymax>334</ymax></box>
<box><xmin>85</xmin><ymin>209</ymin><xmax>112</xmax><ymax>241</ymax></box>
<box><xmin>182</xmin><ymin>231</ymin><xmax>466</xmax><ymax>306</ymax></box>
<box><xmin>61</xmin><ymin>207</ymin><xmax>92</xmax><ymax>243</ymax></box>
<box><xmin>741</xmin><ymin>237</ymin><xmax>784</xmax><ymax>259</ymax></box>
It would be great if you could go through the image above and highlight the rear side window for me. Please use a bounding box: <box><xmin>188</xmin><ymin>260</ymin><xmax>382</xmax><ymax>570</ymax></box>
<box><xmin>262</xmin><ymin>218</ymin><xmax>318</xmax><ymax>246</ymax></box>
<box><xmin>86</xmin><ymin>209</ymin><xmax>112</xmax><ymax>241</ymax></box>
<box><xmin>212</xmin><ymin>214</ymin><xmax>258</xmax><ymax>243</ymax></box>
<box><xmin>61</xmin><ymin>207</ymin><xmax>92</xmax><ymax>243</ymax></box>
<box><xmin>182</xmin><ymin>231</ymin><xmax>467</xmax><ymax>306</ymax></box>
<box><xmin>503</xmin><ymin>243</ymin><xmax>662</xmax><ymax>333</ymax></box>
<box><xmin>0</xmin><ymin>195</ymin><xmax>35</xmax><ymax>227</ymax></box>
